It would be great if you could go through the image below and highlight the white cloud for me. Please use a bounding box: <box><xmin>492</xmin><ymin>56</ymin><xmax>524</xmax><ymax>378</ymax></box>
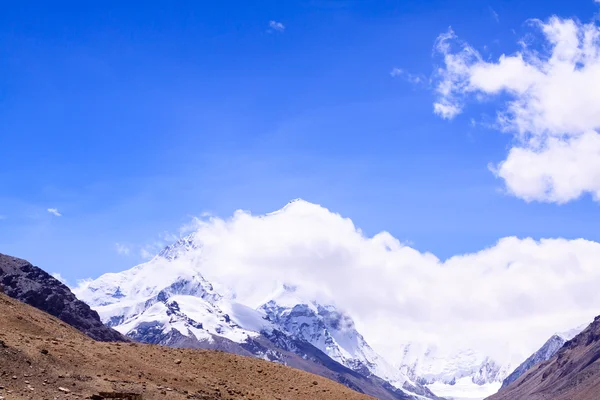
<box><xmin>434</xmin><ymin>101</ymin><xmax>461</xmax><ymax>119</ymax></box>
<box><xmin>114</xmin><ymin>243</ymin><xmax>131</xmax><ymax>256</ymax></box>
<box><xmin>489</xmin><ymin>7</ymin><xmax>500</xmax><ymax>23</ymax></box>
<box><xmin>433</xmin><ymin>17</ymin><xmax>600</xmax><ymax>203</ymax></box>
<box><xmin>140</xmin><ymin>246</ymin><xmax>158</xmax><ymax>260</ymax></box>
<box><xmin>390</xmin><ymin>67</ymin><xmax>403</xmax><ymax>77</ymax></box>
<box><xmin>390</xmin><ymin>67</ymin><xmax>423</xmax><ymax>84</ymax></box>
<box><xmin>154</xmin><ymin>200</ymin><xmax>600</xmax><ymax>366</ymax></box>
<box><xmin>52</xmin><ymin>272</ymin><xmax>69</xmax><ymax>286</ymax></box>
<box><xmin>47</xmin><ymin>208</ymin><xmax>62</xmax><ymax>217</ymax></box>
<box><xmin>268</xmin><ymin>20</ymin><xmax>285</xmax><ymax>33</ymax></box>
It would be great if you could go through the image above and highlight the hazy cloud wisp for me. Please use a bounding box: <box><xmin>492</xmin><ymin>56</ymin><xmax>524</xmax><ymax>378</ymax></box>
<box><xmin>47</xmin><ymin>208</ymin><xmax>62</xmax><ymax>217</ymax></box>
<box><xmin>268</xmin><ymin>20</ymin><xmax>285</xmax><ymax>33</ymax></box>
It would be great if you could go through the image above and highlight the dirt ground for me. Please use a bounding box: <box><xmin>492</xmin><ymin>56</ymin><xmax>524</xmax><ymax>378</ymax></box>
<box><xmin>0</xmin><ymin>292</ymin><xmax>373</xmax><ymax>400</ymax></box>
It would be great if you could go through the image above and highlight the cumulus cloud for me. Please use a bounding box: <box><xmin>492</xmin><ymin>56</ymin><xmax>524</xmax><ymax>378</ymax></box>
<box><xmin>433</xmin><ymin>17</ymin><xmax>600</xmax><ymax>203</ymax></box>
<box><xmin>47</xmin><ymin>208</ymin><xmax>62</xmax><ymax>217</ymax></box>
<box><xmin>114</xmin><ymin>243</ymin><xmax>131</xmax><ymax>256</ymax></box>
<box><xmin>146</xmin><ymin>200</ymin><xmax>600</xmax><ymax>366</ymax></box>
<box><xmin>268</xmin><ymin>20</ymin><xmax>285</xmax><ymax>33</ymax></box>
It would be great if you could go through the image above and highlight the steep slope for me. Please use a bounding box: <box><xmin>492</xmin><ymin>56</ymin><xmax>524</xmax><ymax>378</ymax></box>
<box><xmin>0</xmin><ymin>253</ymin><xmax>126</xmax><ymax>342</ymax></box>
<box><xmin>500</xmin><ymin>325</ymin><xmax>585</xmax><ymax>389</ymax></box>
<box><xmin>488</xmin><ymin>317</ymin><xmax>600</xmax><ymax>400</ymax></box>
<box><xmin>500</xmin><ymin>335</ymin><xmax>565</xmax><ymax>390</ymax></box>
<box><xmin>0</xmin><ymin>291</ymin><xmax>374</xmax><ymax>400</ymax></box>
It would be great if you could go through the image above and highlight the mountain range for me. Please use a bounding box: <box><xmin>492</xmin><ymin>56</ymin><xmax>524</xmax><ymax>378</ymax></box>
<box><xmin>0</xmin><ymin>288</ymin><xmax>376</xmax><ymax>400</ymax></box>
<box><xmin>74</xmin><ymin>238</ymin><xmax>439</xmax><ymax>400</ymax></box>
<box><xmin>72</xmin><ymin>228</ymin><xmax>583</xmax><ymax>400</ymax></box>
<box><xmin>1</xmin><ymin>243</ymin><xmax>599</xmax><ymax>399</ymax></box>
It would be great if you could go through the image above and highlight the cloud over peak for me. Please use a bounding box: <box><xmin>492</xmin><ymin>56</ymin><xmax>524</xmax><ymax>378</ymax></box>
<box><xmin>139</xmin><ymin>200</ymin><xmax>600</xmax><ymax>365</ymax></box>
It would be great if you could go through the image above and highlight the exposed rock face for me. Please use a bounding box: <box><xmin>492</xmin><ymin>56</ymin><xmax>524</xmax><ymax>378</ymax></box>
<box><xmin>500</xmin><ymin>334</ymin><xmax>566</xmax><ymax>389</ymax></box>
<box><xmin>0</xmin><ymin>253</ymin><xmax>127</xmax><ymax>342</ymax></box>
<box><xmin>488</xmin><ymin>317</ymin><xmax>600</xmax><ymax>400</ymax></box>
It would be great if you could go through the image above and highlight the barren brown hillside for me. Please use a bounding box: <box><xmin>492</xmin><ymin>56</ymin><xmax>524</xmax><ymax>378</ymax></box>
<box><xmin>0</xmin><ymin>292</ymin><xmax>374</xmax><ymax>400</ymax></box>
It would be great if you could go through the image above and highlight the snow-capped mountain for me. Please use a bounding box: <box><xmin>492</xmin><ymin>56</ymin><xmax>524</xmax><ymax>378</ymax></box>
<box><xmin>71</xmin><ymin>228</ymin><xmax>519</xmax><ymax>400</ymax></box>
<box><xmin>74</xmin><ymin>237</ymin><xmax>437</xmax><ymax>400</ymax></box>
<box><xmin>258</xmin><ymin>284</ymin><xmax>439</xmax><ymax>398</ymax></box>
<box><xmin>71</xmin><ymin>200</ymin><xmax>599</xmax><ymax>400</ymax></box>
<box><xmin>398</xmin><ymin>345</ymin><xmax>509</xmax><ymax>385</ymax></box>
<box><xmin>500</xmin><ymin>325</ymin><xmax>586</xmax><ymax>389</ymax></box>
<box><xmin>75</xmin><ymin>245</ymin><xmax>271</xmax><ymax>352</ymax></box>
<box><xmin>394</xmin><ymin>323</ymin><xmax>588</xmax><ymax>399</ymax></box>
<box><xmin>395</xmin><ymin>344</ymin><xmax>510</xmax><ymax>399</ymax></box>
<box><xmin>78</xmin><ymin>222</ymin><xmax>591</xmax><ymax>400</ymax></box>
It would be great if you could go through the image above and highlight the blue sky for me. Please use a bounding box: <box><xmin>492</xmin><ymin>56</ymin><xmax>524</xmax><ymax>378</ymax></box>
<box><xmin>2</xmin><ymin>0</ymin><xmax>600</xmax><ymax>282</ymax></box>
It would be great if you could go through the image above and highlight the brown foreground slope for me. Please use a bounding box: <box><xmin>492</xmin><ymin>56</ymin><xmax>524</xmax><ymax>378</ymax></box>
<box><xmin>0</xmin><ymin>253</ymin><xmax>127</xmax><ymax>342</ymax></box>
<box><xmin>488</xmin><ymin>316</ymin><xmax>600</xmax><ymax>400</ymax></box>
<box><xmin>0</xmin><ymin>292</ymin><xmax>373</xmax><ymax>400</ymax></box>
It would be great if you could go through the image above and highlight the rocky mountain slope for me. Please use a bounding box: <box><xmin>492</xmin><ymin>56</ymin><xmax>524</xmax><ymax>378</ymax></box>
<box><xmin>500</xmin><ymin>334</ymin><xmax>566</xmax><ymax>390</ymax></box>
<box><xmin>0</xmin><ymin>253</ymin><xmax>126</xmax><ymax>342</ymax></box>
<box><xmin>0</xmin><ymin>291</ymin><xmax>375</xmax><ymax>400</ymax></box>
<box><xmin>500</xmin><ymin>325</ymin><xmax>585</xmax><ymax>390</ymax></box>
<box><xmin>74</xmin><ymin>239</ymin><xmax>438</xmax><ymax>400</ymax></box>
<box><xmin>488</xmin><ymin>317</ymin><xmax>600</xmax><ymax>400</ymax></box>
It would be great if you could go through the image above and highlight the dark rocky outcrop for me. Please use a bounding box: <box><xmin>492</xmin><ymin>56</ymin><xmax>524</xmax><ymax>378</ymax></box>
<box><xmin>0</xmin><ymin>253</ymin><xmax>127</xmax><ymax>342</ymax></box>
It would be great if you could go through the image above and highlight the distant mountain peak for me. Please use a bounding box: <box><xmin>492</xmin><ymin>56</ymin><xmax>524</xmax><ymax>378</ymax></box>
<box><xmin>157</xmin><ymin>235</ymin><xmax>200</xmax><ymax>261</ymax></box>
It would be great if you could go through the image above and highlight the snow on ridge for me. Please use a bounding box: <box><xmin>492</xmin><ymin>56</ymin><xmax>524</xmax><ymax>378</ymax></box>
<box><xmin>557</xmin><ymin>323</ymin><xmax>588</xmax><ymax>341</ymax></box>
<box><xmin>259</xmin><ymin>284</ymin><xmax>410</xmax><ymax>390</ymax></box>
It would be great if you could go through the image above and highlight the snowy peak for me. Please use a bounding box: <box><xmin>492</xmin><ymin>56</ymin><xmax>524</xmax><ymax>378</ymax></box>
<box><xmin>397</xmin><ymin>343</ymin><xmax>511</xmax><ymax>391</ymax></box>
<box><xmin>259</xmin><ymin>286</ymin><xmax>410</xmax><ymax>391</ymax></box>
<box><xmin>77</xmin><ymin>257</ymin><xmax>260</xmax><ymax>346</ymax></box>
<box><xmin>157</xmin><ymin>235</ymin><xmax>200</xmax><ymax>261</ymax></box>
<box><xmin>500</xmin><ymin>323</ymin><xmax>588</xmax><ymax>389</ymax></box>
<box><xmin>154</xmin><ymin>274</ymin><xmax>221</xmax><ymax>305</ymax></box>
<box><xmin>76</xmin><ymin>253</ymin><xmax>204</xmax><ymax>308</ymax></box>
<box><xmin>500</xmin><ymin>335</ymin><xmax>565</xmax><ymax>389</ymax></box>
